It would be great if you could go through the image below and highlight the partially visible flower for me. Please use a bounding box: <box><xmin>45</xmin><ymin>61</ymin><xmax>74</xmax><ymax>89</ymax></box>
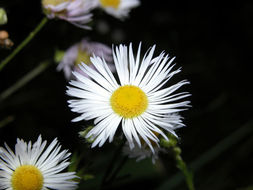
<box><xmin>0</xmin><ymin>8</ymin><xmax>7</xmax><ymax>25</ymax></box>
<box><xmin>123</xmin><ymin>113</ymin><xmax>184</xmax><ymax>163</ymax></box>
<box><xmin>0</xmin><ymin>135</ymin><xmax>78</xmax><ymax>190</ymax></box>
<box><xmin>123</xmin><ymin>142</ymin><xmax>162</xmax><ymax>164</ymax></box>
<box><xmin>57</xmin><ymin>38</ymin><xmax>114</xmax><ymax>80</ymax></box>
<box><xmin>67</xmin><ymin>43</ymin><xmax>190</xmax><ymax>152</ymax></box>
<box><xmin>42</xmin><ymin>0</ymin><xmax>97</xmax><ymax>29</ymax></box>
<box><xmin>96</xmin><ymin>0</ymin><xmax>140</xmax><ymax>20</ymax></box>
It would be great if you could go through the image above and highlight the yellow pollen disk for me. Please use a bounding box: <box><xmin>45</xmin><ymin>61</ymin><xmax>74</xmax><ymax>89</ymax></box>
<box><xmin>11</xmin><ymin>165</ymin><xmax>43</xmax><ymax>190</ymax></box>
<box><xmin>100</xmin><ymin>0</ymin><xmax>120</xmax><ymax>9</ymax></box>
<box><xmin>110</xmin><ymin>85</ymin><xmax>148</xmax><ymax>118</ymax></box>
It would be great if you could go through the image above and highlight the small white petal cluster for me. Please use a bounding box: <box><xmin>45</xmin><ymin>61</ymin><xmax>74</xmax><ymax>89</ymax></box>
<box><xmin>123</xmin><ymin>143</ymin><xmax>162</xmax><ymax>164</ymax></box>
<box><xmin>57</xmin><ymin>38</ymin><xmax>113</xmax><ymax>80</ymax></box>
<box><xmin>0</xmin><ymin>135</ymin><xmax>78</xmax><ymax>190</ymax></box>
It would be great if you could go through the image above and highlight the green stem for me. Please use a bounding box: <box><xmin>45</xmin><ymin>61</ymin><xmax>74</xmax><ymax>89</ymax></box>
<box><xmin>160</xmin><ymin>134</ymin><xmax>195</xmax><ymax>189</ymax></box>
<box><xmin>158</xmin><ymin>120</ymin><xmax>253</xmax><ymax>190</ymax></box>
<box><xmin>100</xmin><ymin>141</ymin><xmax>125</xmax><ymax>189</ymax></box>
<box><xmin>0</xmin><ymin>17</ymin><xmax>48</xmax><ymax>71</ymax></box>
<box><xmin>0</xmin><ymin>60</ymin><xmax>50</xmax><ymax>102</ymax></box>
<box><xmin>175</xmin><ymin>154</ymin><xmax>195</xmax><ymax>190</ymax></box>
<box><xmin>105</xmin><ymin>156</ymin><xmax>128</xmax><ymax>185</ymax></box>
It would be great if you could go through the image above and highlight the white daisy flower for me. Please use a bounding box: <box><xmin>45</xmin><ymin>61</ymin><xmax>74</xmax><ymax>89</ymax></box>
<box><xmin>67</xmin><ymin>43</ymin><xmax>190</xmax><ymax>152</ymax></box>
<box><xmin>123</xmin><ymin>113</ymin><xmax>184</xmax><ymax>163</ymax></box>
<box><xmin>42</xmin><ymin>0</ymin><xmax>97</xmax><ymax>29</ymax></box>
<box><xmin>57</xmin><ymin>38</ymin><xmax>114</xmax><ymax>80</ymax></box>
<box><xmin>96</xmin><ymin>0</ymin><xmax>140</xmax><ymax>20</ymax></box>
<box><xmin>0</xmin><ymin>135</ymin><xmax>78</xmax><ymax>190</ymax></box>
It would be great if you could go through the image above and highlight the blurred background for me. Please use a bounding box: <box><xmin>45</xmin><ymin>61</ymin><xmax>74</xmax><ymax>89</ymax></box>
<box><xmin>0</xmin><ymin>0</ymin><xmax>252</xmax><ymax>189</ymax></box>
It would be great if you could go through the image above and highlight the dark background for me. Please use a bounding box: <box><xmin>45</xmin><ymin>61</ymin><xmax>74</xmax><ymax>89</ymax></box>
<box><xmin>0</xmin><ymin>0</ymin><xmax>253</xmax><ymax>189</ymax></box>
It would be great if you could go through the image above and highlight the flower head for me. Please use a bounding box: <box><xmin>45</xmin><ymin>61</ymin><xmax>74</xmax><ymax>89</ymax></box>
<box><xmin>57</xmin><ymin>38</ymin><xmax>114</xmax><ymax>80</ymax></box>
<box><xmin>42</xmin><ymin>0</ymin><xmax>97</xmax><ymax>29</ymax></box>
<box><xmin>0</xmin><ymin>135</ymin><xmax>78</xmax><ymax>190</ymax></box>
<box><xmin>96</xmin><ymin>0</ymin><xmax>140</xmax><ymax>20</ymax></box>
<box><xmin>67</xmin><ymin>43</ymin><xmax>190</xmax><ymax>152</ymax></box>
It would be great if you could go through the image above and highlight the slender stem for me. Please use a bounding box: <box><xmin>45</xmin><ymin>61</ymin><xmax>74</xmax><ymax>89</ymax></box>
<box><xmin>0</xmin><ymin>60</ymin><xmax>50</xmax><ymax>102</ymax></box>
<box><xmin>158</xmin><ymin>120</ymin><xmax>253</xmax><ymax>190</ymax></box>
<box><xmin>160</xmin><ymin>134</ymin><xmax>195</xmax><ymax>189</ymax></box>
<box><xmin>175</xmin><ymin>154</ymin><xmax>195</xmax><ymax>190</ymax></box>
<box><xmin>0</xmin><ymin>17</ymin><xmax>48</xmax><ymax>71</ymax></box>
<box><xmin>105</xmin><ymin>156</ymin><xmax>128</xmax><ymax>185</ymax></box>
<box><xmin>100</xmin><ymin>141</ymin><xmax>125</xmax><ymax>189</ymax></box>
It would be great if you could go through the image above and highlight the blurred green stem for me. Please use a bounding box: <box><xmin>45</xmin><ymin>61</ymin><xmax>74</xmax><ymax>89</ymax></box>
<box><xmin>101</xmin><ymin>141</ymin><xmax>125</xmax><ymax>188</ymax></box>
<box><xmin>161</xmin><ymin>134</ymin><xmax>195</xmax><ymax>190</ymax></box>
<box><xmin>0</xmin><ymin>17</ymin><xmax>48</xmax><ymax>71</ymax></box>
<box><xmin>105</xmin><ymin>156</ymin><xmax>128</xmax><ymax>185</ymax></box>
<box><xmin>0</xmin><ymin>60</ymin><xmax>50</xmax><ymax>102</ymax></box>
<box><xmin>158</xmin><ymin>120</ymin><xmax>253</xmax><ymax>190</ymax></box>
<box><xmin>175</xmin><ymin>152</ymin><xmax>195</xmax><ymax>190</ymax></box>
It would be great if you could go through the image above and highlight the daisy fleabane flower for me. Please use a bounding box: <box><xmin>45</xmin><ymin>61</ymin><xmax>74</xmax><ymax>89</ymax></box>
<box><xmin>96</xmin><ymin>0</ymin><xmax>140</xmax><ymax>20</ymax></box>
<box><xmin>67</xmin><ymin>42</ymin><xmax>190</xmax><ymax>152</ymax></box>
<box><xmin>42</xmin><ymin>0</ymin><xmax>97</xmax><ymax>29</ymax></box>
<box><xmin>0</xmin><ymin>135</ymin><xmax>78</xmax><ymax>190</ymax></box>
<box><xmin>57</xmin><ymin>38</ymin><xmax>114</xmax><ymax>80</ymax></box>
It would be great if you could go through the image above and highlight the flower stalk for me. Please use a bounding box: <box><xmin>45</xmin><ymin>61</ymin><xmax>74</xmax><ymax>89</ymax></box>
<box><xmin>100</xmin><ymin>140</ymin><xmax>126</xmax><ymax>188</ymax></box>
<box><xmin>174</xmin><ymin>149</ymin><xmax>195</xmax><ymax>190</ymax></box>
<box><xmin>0</xmin><ymin>60</ymin><xmax>50</xmax><ymax>102</ymax></box>
<box><xmin>0</xmin><ymin>17</ymin><xmax>48</xmax><ymax>71</ymax></box>
<box><xmin>161</xmin><ymin>135</ymin><xmax>195</xmax><ymax>190</ymax></box>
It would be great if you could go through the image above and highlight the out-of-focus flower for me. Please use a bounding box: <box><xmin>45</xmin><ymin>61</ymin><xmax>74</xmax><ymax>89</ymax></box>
<box><xmin>95</xmin><ymin>0</ymin><xmax>140</xmax><ymax>20</ymax></box>
<box><xmin>0</xmin><ymin>135</ymin><xmax>78</xmax><ymax>190</ymax></box>
<box><xmin>0</xmin><ymin>8</ymin><xmax>7</xmax><ymax>25</ymax></box>
<box><xmin>123</xmin><ymin>113</ymin><xmax>184</xmax><ymax>163</ymax></box>
<box><xmin>57</xmin><ymin>38</ymin><xmax>113</xmax><ymax>80</ymax></box>
<box><xmin>67</xmin><ymin>43</ymin><xmax>190</xmax><ymax>152</ymax></box>
<box><xmin>42</xmin><ymin>0</ymin><xmax>97</xmax><ymax>29</ymax></box>
<box><xmin>123</xmin><ymin>142</ymin><xmax>162</xmax><ymax>164</ymax></box>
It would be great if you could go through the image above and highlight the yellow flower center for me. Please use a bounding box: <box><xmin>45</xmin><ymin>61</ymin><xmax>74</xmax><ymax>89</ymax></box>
<box><xmin>75</xmin><ymin>47</ymin><xmax>92</xmax><ymax>66</ymax></box>
<box><xmin>100</xmin><ymin>0</ymin><xmax>120</xmax><ymax>9</ymax></box>
<box><xmin>110</xmin><ymin>85</ymin><xmax>148</xmax><ymax>118</ymax></box>
<box><xmin>42</xmin><ymin>0</ymin><xmax>69</xmax><ymax>6</ymax></box>
<box><xmin>11</xmin><ymin>165</ymin><xmax>44</xmax><ymax>190</ymax></box>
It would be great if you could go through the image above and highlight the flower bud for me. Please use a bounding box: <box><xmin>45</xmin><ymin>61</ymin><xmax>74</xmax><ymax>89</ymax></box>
<box><xmin>54</xmin><ymin>49</ymin><xmax>65</xmax><ymax>63</ymax></box>
<box><xmin>0</xmin><ymin>8</ymin><xmax>7</xmax><ymax>25</ymax></box>
<box><xmin>160</xmin><ymin>133</ymin><xmax>178</xmax><ymax>149</ymax></box>
<box><xmin>79</xmin><ymin>126</ymin><xmax>95</xmax><ymax>143</ymax></box>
